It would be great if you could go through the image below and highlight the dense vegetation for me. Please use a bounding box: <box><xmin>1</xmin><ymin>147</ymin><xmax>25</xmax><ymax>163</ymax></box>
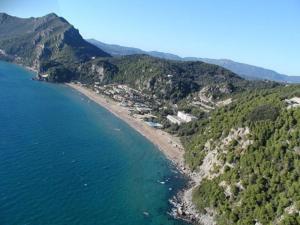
<box><xmin>0</xmin><ymin>12</ymin><xmax>110</xmax><ymax>81</ymax></box>
<box><xmin>182</xmin><ymin>86</ymin><xmax>300</xmax><ymax>224</ymax></box>
<box><xmin>87</xmin><ymin>39</ymin><xmax>300</xmax><ymax>83</ymax></box>
<box><xmin>78</xmin><ymin>55</ymin><xmax>277</xmax><ymax>102</ymax></box>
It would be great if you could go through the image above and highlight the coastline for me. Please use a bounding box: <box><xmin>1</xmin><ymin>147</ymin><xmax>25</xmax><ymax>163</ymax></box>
<box><xmin>66</xmin><ymin>82</ymin><xmax>212</xmax><ymax>225</ymax></box>
<box><xmin>66</xmin><ymin>83</ymin><xmax>186</xmax><ymax>170</ymax></box>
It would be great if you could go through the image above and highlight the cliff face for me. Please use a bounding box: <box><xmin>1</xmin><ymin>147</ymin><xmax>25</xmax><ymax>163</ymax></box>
<box><xmin>0</xmin><ymin>13</ymin><xmax>110</xmax><ymax>81</ymax></box>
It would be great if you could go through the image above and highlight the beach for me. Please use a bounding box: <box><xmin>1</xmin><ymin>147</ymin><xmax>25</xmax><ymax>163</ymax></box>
<box><xmin>66</xmin><ymin>83</ymin><xmax>214</xmax><ymax>225</ymax></box>
<box><xmin>66</xmin><ymin>83</ymin><xmax>186</xmax><ymax>170</ymax></box>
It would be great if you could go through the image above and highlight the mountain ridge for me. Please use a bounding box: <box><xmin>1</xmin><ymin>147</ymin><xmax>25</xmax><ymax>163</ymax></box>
<box><xmin>0</xmin><ymin>13</ymin><xmax>274</xmax><ymax>101</ymax></box>
<box><xmin>0</xmin><ymin>13</ymin><xmax>110</xmax><ymax>81</ymax></box>
<box><xmin>87</xmin><ymin>39</ymin><xmax>300</xmax><ymax>83</ymax></box>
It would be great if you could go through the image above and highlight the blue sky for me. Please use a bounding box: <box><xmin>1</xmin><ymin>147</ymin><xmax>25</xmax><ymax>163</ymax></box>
<box><xmin>1</xmin><ymin>0</ymin><xmax>300</xmax><ymax>75</ymax></box>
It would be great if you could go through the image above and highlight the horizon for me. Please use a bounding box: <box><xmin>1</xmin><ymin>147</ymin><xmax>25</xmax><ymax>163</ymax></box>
<box><xmin>1</xmin><ymin>0</ymin><xmax>300</xmax><ymax>76</ymax></box>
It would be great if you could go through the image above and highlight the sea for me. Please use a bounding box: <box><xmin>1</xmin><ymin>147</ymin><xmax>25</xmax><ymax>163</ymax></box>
<box><xmin>0</xmin><ymin>61</ymin><xmax>189</xmax><ymax>225</ymax></box>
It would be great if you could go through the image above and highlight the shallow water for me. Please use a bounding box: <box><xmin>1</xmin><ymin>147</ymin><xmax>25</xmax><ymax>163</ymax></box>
<box><xmin>0</xmin><ymin>61</ymin><xmax>189</xmax><ymax>225</ymax></box>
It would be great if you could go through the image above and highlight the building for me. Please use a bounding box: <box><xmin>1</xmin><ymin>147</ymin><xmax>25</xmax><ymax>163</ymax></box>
<box><xmin>135</xmin><ymin>107</ymin><xmax>151</xmax><ymax>114</ymax></box>
<box><xmin>145</xmin><ymin>121</ymin><xmax>163</xmax><ymax>128</ymax></box>
<box><xmin>40</xmin><ymin>74</ymin><xmax>49</xmax><ymax>78</ymax></box>
<box><xmin>167</xmin><ymin>111</ymin><xmax>198</xmax><ymax>125</ymax></box>
<box><xmin>167</xmin><ymin>115</ymin><xmax>183</xmax><ymax>125</ymax></box>
<box><xmin>177</xmin><ymin>111</ymin><xmax>197</xmax><ymax>122</ymax></box>
<box><xmin>285</xmin><ymin>97</ymin><xmax>300</xmax><ymax>109</ymax></box>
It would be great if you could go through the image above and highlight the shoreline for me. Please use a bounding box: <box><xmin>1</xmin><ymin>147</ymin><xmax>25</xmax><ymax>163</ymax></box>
<box><xmin>66</xmin><ymin>83</ymin><xmax>187</xmax><ymax>170</ymax></box>
<box><xmin>66</xmin><ymin>82</ymin><xmax>211</xmax><ymax>225</ymax></box>
<box><xmin>0</xmin><ymin>60</ymin><xmax>206</xmax><ymax>224</ymax></box>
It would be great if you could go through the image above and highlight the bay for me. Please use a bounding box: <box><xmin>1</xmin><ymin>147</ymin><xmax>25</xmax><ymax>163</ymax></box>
<box><xmin>0</xmin><ymin>61</ymin><xmax>188</xmax><ymax>225</ymax></box>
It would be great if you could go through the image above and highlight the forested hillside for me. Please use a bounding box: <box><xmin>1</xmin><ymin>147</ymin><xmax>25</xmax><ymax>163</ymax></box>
<box><xmin>182</xmin><ymin>86</ymin><xmax>300</xmax><ymax>224</ymax></box>
<box><xmin>77</xmin><ymin>55</ymin><xmax>271</xmax><ymax>102</ymax></box>
<box><xmin>87</xmin><ymin>39</ymin><xmax>300</xmax><ymax>83</ymax></box>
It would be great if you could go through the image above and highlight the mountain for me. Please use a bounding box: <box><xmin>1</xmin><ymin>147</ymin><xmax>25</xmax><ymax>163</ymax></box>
<box><xmin>87</xmin><ymin>39</ymin><xmax>300</xmax><ymax>83</ymax></box>
<box><xmin>191</xmin><ymin>58</ymin><xmax>300</xmax><ymax>83</ymax></box>
<box><xmin>0</xmin><ymin>13</ymin><xmax>110</xmax><ymax>81</ymax></box>
<box><xmin>77</xmin><ymin>54</ymin><xmax>276</xmax><ymax>102</ymax></box>
<box><xmin>0</xmin><ymin>13</ymin><xmax>275</xmax><ymax>102</ymax></box>
<box><xmin>87</xmin><ymin>39</ymin><xmax>146</xmax><ymax>56</ymax></box>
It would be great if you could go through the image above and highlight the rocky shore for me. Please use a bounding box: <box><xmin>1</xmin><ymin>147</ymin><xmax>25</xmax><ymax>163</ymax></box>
<box><xmin>168</xmin><ymin>174</ymin><xmax>216</xmax><ymax>225</ymax></box>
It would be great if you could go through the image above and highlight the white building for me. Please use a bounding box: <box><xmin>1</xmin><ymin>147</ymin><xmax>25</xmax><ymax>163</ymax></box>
<box><xmin>285</xmin><ymin>97</ymin><xmax>300</xmax><ymax>109</ymax></box>
<box><xmin>167</xmin><ymin>111</ymin><xmax>198</xmax><ymax>125</ymax></box>
<box><xmin>167</xmin><ymin>115</ymin><xmax>183</xmax><ymax>125</ymax></box>
<box><xmin>177</xmin><ymin>111</ymin><xmax>197</xmax><ymax>122</ymax></box>
<box><xmin>136</xmin><ymin>106</ymin><xmax>151</xmax><ymax>114</ymax></box>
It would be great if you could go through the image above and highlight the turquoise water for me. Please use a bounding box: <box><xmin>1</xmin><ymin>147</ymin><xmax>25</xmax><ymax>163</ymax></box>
<box><xmin>0</xmin><ymin>61</ymin><xmax>189</xmax><ymax>225</ymax></box>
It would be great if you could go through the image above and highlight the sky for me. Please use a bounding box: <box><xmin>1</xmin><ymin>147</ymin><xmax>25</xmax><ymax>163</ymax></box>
<box><xmin>1</xmin><ymin>0</ymin><xmax>299</xmax><ymax>76</ymax></box>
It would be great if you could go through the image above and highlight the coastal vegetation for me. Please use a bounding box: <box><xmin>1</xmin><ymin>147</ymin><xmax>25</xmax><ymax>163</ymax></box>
<box><xmin>184</xmin><ymin>86</ymin><xmax>300</xmax><ymax>224</ymax></box>
<box><xmin>79</xmin><ymin>55</ymin><xmax>268</xmax><ymax>102</ymax></box>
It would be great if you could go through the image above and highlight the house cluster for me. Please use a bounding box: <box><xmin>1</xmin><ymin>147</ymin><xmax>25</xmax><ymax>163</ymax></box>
<box><xmin>94</xmin><ymin>83</ymin><xmax>152</xmax><ymax>109</ymax></box>
<box><xmin>0</xmin><ymin>49</ymin><xmax>6</xmax><ymax>56</ymax></box>
<box><xmin>285</xmin><ymin>97</ymin><xmax>300</xmax><ymax>109</ymax></box>
<box><xmin>89</xmin><ymin>82</ymin><xmax>199</xmax><ymax>128</ymax></box>
<box><xmin>93</xmin><ymin>83</ymin><xmax>164</xmax><ymax>128</ymax></box>
<box><xmin>167</xmin><ymin>111</ymin><xmax>197</xmax><ymax>125</ymax></box>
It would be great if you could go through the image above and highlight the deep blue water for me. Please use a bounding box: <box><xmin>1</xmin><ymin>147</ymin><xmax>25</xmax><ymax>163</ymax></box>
<box><xmin>0</xmin><ymin>61</ymin><xmax>189</xmax><ymax>225</ymax></box>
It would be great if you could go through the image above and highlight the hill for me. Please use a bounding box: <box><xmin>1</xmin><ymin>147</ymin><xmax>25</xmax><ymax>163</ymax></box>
<box><xmin>77</xmin><ymin>54</ymin><xmax>276</xmax><ymax>102</ymax></box>
<box><xmin>182</xmin><ymin>86</ymin><xmax>300</xmax><ymax>224</ymax></box>
<box><xmin>192</xmin><ymin>58</ymin><xmax>300</xmax><ymax>83</ymax></box>
<box><xmin>87</xmin><ymin>39</ymin><xmax>300</xmax><ymax>83</ymax></box>
<box><xmin>0</xmin><ymin>13</ymin><xmax>110</xmax><ymax>81</ymax></box>
<box><xmin>0</xmin><ymin>13</ymin><xmax>274</xmax><ymax>102</ymax></box>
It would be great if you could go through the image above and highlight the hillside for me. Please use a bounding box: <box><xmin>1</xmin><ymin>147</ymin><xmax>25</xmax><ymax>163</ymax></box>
<box><xmin>0</xmin><ymin>13</ymin><xmax>273</xmax><ymax>102</ymax></box>
<box><xmin>87</xmin><ymin>39</ymin><xmax>300</xmax><ymax>83</ymax></box>
<box><xmin>0</xmin><ymin>13</ymin><xmax>267</xmax><ymax>101</ymax></box>
<box><xmin>0</xmin><ymin>13</ymin><xmax>110</xmax><ymax>81</ymax></box>
<box><xmin>76</xmin><ymin>54</ymin><xmax>277</xmax><ymax>102</ymax></box>
<box><xmin>181</xmin><ymin>86</ymin><xmax>300</xmax><ymax>224</ymax></box>
<box><xmin>194</xmin><ymin>58</ymin><xmax>300</xmax><ymax>83</ymax></box>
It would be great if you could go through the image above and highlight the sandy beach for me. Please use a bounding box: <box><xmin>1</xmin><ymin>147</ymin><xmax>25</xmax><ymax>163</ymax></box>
<box><xmin>67</xmin><ymin>82</ymin><xmax>214</xmax><ymax>224</ymax></box>
<box><xmin>66</xmin><ymin>83</ymin><xmax>186</xmax><ymax>170</ymax></box>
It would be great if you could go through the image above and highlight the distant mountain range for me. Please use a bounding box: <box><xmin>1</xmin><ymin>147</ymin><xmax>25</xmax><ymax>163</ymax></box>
<box><xmin>1</xmin><ymin>12</ymin><xmax>272</xmax><ymax>101</ymax></box>
<box><xmin>87</xmin><ymin>39</ymin><xmax>300</xmax><ymax>83</ymax></box>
